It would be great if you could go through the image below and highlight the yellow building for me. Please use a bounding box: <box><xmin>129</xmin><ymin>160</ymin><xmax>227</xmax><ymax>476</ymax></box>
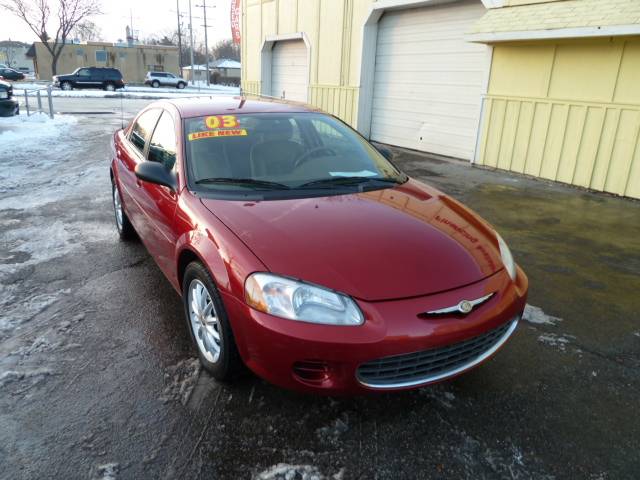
<box><xmin>30</xmin><ymin>41</ymin><xmax>180</xmax><ymax>83</ymax></box>
<box><xmin>242</xmin><ymin>0</ymin><xmax>640</xmax><ymax>199</ymax></box>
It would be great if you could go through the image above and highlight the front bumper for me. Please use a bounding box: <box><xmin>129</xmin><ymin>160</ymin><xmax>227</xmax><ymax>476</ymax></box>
<box><xmin>0</xmin><ymin>98</ymin><xmax>18</xmax><ymax>117</ymax></box>
<box><xmin>225</xmin><ymin>266</ymin><xmax>528</xmax><ymax>395</ymax></box>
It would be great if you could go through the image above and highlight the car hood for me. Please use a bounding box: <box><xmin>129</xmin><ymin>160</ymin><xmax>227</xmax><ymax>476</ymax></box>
<box><xmin>200</xmin><ymin>179</ymin><xmax>504</xmax><ymax>301</ymax></box>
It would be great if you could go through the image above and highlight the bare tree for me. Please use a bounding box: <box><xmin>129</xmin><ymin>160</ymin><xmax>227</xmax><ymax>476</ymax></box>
<box><xmin>211</xmin><ymin>39</ymin><xmax>240</xmax><ymax>62</ymax></box>
<box><xmin>71</xmin><ymin>19</ymin><xmax>102</xmax><ymax>42</ymax></box>
<box><xmin>2</xmin><ymin>0</ymin><xmax>101</xmax><ymax>75</ymax></box>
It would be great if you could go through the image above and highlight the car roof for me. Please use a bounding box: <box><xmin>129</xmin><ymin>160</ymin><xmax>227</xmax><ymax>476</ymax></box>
<box><xmin>164</xmin><ymin>95</ymin><xmax>323</xmax><ymax>118</ymax></box>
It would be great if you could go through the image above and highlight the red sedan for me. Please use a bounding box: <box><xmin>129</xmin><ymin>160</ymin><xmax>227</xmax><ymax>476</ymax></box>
<box><xmin>110</xmin><ymin>96</ymin><xmax>528</xmax><ymax>394</ymax></box>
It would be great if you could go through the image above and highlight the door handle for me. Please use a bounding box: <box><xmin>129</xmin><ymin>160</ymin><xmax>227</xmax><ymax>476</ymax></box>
<box><xmin>136</xmin><ymin>179</ymin><xmax>142</xmax><ymax>187</ymax></box>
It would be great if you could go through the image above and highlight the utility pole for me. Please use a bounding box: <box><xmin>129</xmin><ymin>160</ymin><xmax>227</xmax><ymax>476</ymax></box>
<box><xmin>176</xmin><ymin>0</ymin><xmax>183</xmax><ymax>71</ymax></box>
<box><xmin>130</xmin><ymin>9</ymin><xmax>134</xmax><ymax>43</ymax></box>
<box><xmin>188</xmin><ymin>0</ymin><xmax>195</xmax><ymax>85</ymax></box>
<box><xmin>196</xmin><ymin>1</ymin><xmax>216</xmax><ymax>86</ymax></box>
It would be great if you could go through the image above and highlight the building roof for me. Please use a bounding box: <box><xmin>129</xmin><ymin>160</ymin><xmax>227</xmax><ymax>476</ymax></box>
<box><xmin>164</xmin><ymin>95</ymin><xmax>320</xmax><ymax>118</ymax></box>
<box><xmin>211</xmin><ymin>59</ymin><xmax>241</xmax><ymax>69</ymax></box>
<box><xmin>468</xmin><ymin>0</ymin><xmax>640</xmax><ymax>42</ymax></box>
<box><xmin>182</xmin><ymin>59</ymin><xmax>241</xmax><ymax>71</ymax></box>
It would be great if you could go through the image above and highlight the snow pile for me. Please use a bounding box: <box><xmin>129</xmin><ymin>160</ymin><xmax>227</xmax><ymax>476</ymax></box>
<box><xmin>0</xmin><ymin>112</ymin><xmax>77</xmax><ymax>149</ymax></box>
<box><xmin>523</xmin><ymin>304</ymin><xmax>562</xmax><ymax>326</ymax></box>
<box><xmin>159</xmin><ymin>358</ymin><xmax>201</xmax><ymax>405</ymax></box>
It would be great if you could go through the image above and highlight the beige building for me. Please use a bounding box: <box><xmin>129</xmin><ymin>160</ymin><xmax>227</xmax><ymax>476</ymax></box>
<box><xmin>242</xmin><ymin>0</ymin><xmax>640</xmax><ymax>199</ymax></box>
<box><xmin>30</xmin><ymin>41</ymin><xmax>179</xmax><ymax>83</ymax></box>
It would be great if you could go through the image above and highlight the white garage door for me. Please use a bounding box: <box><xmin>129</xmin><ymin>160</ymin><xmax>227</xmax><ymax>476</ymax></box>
<box><xmin>371</xmin><ymin>0</ymin><xmax>488</xmax><ymax>160</ymax></box>
<box><xmin>271</xmin><ymin>40</ymin><xmax>308</xmax><ymax>102</ymax></box>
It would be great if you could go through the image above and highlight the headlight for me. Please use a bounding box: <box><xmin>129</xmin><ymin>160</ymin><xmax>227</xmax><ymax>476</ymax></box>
<box><xmin>0</xmin><ymin>91</ymin><xmax>7</xmax><ymax>99</ymax></box>
<box><xmin>245</xmin><ymin>273</ymin><xmax>364</xmax><ymax>326</ymax></box>
<box><xmin>496</xmin><ymin>233</ymin><xmax>516</xmax><ymax>281</ymax></box>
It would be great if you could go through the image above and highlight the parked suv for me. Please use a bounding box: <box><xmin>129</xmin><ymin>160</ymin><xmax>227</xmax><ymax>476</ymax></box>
<box><xmin>0</xmin><ymin>79</ymin><xmax>19</xmax><ymax>117</ymax></box>
<box><xmin>53</xmin><ymin>67</ymin><xmax>125</xmax><ymax>91</ymax></box>
<box><xmin>144</xmin><ymin>71</ymin><xmax>187</xmax><ymax>89</ymax></box>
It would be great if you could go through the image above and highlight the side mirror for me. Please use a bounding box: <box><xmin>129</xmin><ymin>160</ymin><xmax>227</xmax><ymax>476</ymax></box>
<box><xmin>135</xmin><ymin>162</ymin><xmax>177</xmax><ymax>191</ymax></box>
<box><xmin>374</xmin><ymin>144</ymin><xmax>394</xmax><ymax>161</ymax></box>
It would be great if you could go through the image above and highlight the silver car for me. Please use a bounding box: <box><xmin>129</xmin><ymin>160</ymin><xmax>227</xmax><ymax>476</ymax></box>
<box><xmin>144</xmin><ymin>71</ymin><xmax>187</xmax><ymax>89</ymax></box>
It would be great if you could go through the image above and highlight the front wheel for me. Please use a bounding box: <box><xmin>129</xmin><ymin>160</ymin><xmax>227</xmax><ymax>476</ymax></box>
<box><xmin>176</xmin><ymin>82</ymin><xmax>186</xmax><ymax>89</ymax></box>
<box><xmin>112</xmin><ymin>180</ymin><xmax>135</xmax><ymax>240</ymax></box>
<box><xmin>61</xmin><ymin>81</ymin><xmax>72</xmax><ymax>91</ymax></box>
<box><xmin>152</xmin><ymin>80</ymin><xmax>160</xmax><ymax>88</ymax></box>
<box><xmin>104</xmin><ymin>83</ymin><xmax>116</xmax><ymax>92</ymax></box>
<box><xmin>182</xmin><ymin>262</ymin><xmax>242</xmax><ymax>380</ymax></box>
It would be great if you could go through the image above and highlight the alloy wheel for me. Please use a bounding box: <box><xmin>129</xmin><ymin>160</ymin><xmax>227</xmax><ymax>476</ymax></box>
<box><xmin>112</xmin><ymin>183</ymin><xmax>123</xmax><ymax>231</ymax></box>
<box><xmin>188</xmin><ymin>279</ymin><xmax>222</xmax><ymax>363</ymax></box>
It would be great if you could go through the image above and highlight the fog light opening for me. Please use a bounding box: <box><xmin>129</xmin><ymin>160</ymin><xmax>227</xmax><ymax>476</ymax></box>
<box><xmin>292</xmin><ymin>360</ymin><xmax>331</xmax><ymax>384</ymax></box>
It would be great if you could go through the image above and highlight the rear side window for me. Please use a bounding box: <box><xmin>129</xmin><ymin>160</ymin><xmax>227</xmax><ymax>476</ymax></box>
<box><xmin>129</xmin><ymin>109</ymin><xmax>161</xmax><ymax>153</ymax></box>
<box><xmin>148</xmin><ymin>112</ymin><xmax>177</xmax><ymax>169</ymax></box>
<box><xmin>106</xmin><ymin>69</ymin><xmax>122</xmax><ymax>79</ymax></box>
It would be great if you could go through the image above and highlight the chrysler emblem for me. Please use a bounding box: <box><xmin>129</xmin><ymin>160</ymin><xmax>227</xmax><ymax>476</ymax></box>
<box><xmin>458</xmin><ymin>300</ymin><xmax>473</xmax><ymax>314</ymax></box>
<box><xmin>422</xmin><ymin>293</ymin><xmax>494</xmax><ymax>316</ymax></box>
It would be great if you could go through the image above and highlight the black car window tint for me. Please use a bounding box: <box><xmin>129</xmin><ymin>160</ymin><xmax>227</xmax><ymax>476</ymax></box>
<box><xmin>130</xmin><ymin>109</ymin><xmax>161</xmax><ymax>154</ymax></box>
<box><xmin>147</xmin><ymin>111</ymin><xmax>178</xmax><ymax>170</ymax></box>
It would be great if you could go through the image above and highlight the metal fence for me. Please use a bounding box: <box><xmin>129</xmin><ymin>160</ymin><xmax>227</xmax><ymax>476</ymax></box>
<box><xmin>20</xmin><ymin>85</ymin><xmax>54</xmax><ymax>119</ymax></box>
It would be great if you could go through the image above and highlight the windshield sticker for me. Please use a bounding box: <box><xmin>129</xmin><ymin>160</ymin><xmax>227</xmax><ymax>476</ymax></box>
<box><xmin>188</xmin><ymin>129</ymin><xmax>248</xmax><ymax>141</ymax></box>
<box><xmin>329</xmin><ymin>170</ymin><xmax>378</xmax><ymax>177</ymax></box>
<box><xmin>205</xmin><ymin>115</ymin><xmax>240</xmax><ymax>130</ymax></box>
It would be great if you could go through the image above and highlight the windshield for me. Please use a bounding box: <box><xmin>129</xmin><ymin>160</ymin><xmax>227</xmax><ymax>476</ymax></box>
<box><xmin>184</xmin><ymin>112</ymin><xmax>406</xmax><ymax>196</ymax></box>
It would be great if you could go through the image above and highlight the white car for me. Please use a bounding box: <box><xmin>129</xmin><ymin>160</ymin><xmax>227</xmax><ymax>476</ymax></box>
<box><xmin>144</xmin><ymin>71</ymin><xmax>187</xmax><ymax>89</ymax></box>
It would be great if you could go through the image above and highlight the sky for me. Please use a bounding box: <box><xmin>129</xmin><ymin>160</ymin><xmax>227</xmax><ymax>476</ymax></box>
<box><xmin>1</xmin><ymin>0</ymin><xmax>233</xmax><ymax>47</ymax></box>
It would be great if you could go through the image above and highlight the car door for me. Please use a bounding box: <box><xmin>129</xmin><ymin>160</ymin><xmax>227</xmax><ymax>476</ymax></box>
<box><xmin>117</xmin><ymin>108</ymin><xmax>162</xmax><ymax>236</ymax></box>
<box><xmin>166</xmin><ymin>73</ymin><xmax>177</xmax><ymax>86</ymax></box>
<box><xmin>136</xmin><ymin>110</ymin><xmax>181</xmax><ymax>279</ymax></box>
<box><xmin>74</xmin><ymin>68</ymin><xmax>93</xmax><ymax>88</ymax></box>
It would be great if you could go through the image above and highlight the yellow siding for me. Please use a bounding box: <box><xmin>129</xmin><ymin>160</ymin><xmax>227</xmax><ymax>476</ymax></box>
<box><xmin>478</xmin><ymin>37</ymin><xmax>640</xmax><ymax>199</ymax></box>
<box><xmin>241</xmin><ymin>0</ymin><xmax>373</xmax><ymax>126</ymax></box>
<box><xmin>33</xmin><ymin>42</ymin><xmax>179</xmax><ymax>82</ymax></box>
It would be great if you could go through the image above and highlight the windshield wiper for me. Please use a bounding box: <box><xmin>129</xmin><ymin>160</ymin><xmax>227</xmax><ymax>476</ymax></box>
<box><xmin>195</xmin><ymin>177</ymin><xmax>290</xmax><ymax>190</ymax></box>
<box><xmin>299</xmin><ymin>176</ymin><xmax>402</xmax><ymax>189</ymax></box>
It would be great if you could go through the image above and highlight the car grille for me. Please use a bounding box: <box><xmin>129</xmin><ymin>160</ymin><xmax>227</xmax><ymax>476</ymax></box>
<box><xmin>357</xmin><ymin>318</ymin><xmax>518</xmax><ymax>389</ymax></box>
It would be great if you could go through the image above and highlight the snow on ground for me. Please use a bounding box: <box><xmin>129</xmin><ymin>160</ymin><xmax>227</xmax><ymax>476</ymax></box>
<box><xmin>94</xmin><ymin>463</ymin><xmax>119</xmax><ymax>480</ymax></box>
<box><xmin>255</xmin><ymin>464</ymin><xmax>326</xmax><ymax>480</ymax></box>
<box><xmin>537</xmin><ymin>333</ymin><xmax>576</xmax><ymax>352</ymax></box>
<box><xmin>522</xmin><ymin>304</ymin><xmax>563</xmax><ymax>326</ymax></box>
<box><xmin>159</xmin><ymin>358</ymin><xmax>202</xmax><ymax>406</ymax></box>
<box><xmin>12</xmin><ymin>82</ymin><xmax>239</xmax><ymax>100</ymax></box>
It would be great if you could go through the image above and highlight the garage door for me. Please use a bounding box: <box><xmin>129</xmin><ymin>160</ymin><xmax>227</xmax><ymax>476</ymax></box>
<box><xmin>271</xmin><ymin>40</ymin><xmax>308</xmax><ymax>102</ymax></box>
<box><xmin>371</xmin><ymin>0</ymin><xmax>487</xmax><ymax>160</ymax></box>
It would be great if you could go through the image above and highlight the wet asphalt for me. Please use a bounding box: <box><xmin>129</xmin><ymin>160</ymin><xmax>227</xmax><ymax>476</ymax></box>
<box><xmin>0</xmin><ymin>97</ymin><xmax>639</xmax><ymax>480</ymax></box>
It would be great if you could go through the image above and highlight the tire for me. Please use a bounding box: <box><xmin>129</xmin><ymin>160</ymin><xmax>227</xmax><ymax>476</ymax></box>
<box><xmin>112</xmin><ymin>180</ymin><xmax>135</xmax><ymax>240</ymax></box>
<box><xmin>104</xmin><ymin>82</ymin><xmax>116</xmax><ymax>92</ymax></box>
<box><xmin>176</xmin><ymin>82</ymin><xmax>186</xmax><ymax>89</ymax></box>
<box><xmin>151</xmin><ymin>80</ymin><xmax>160</xmax><ymax>88</ymax></box>
<box><xmin>182</xmin><ymin>261</ymin><xmax>242</xmax><ymax>381</ymax></box>
<box><xmin>61</xmin><ymin>81</ymin><xmax>72</xmax><ymax>91</ymax></box>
